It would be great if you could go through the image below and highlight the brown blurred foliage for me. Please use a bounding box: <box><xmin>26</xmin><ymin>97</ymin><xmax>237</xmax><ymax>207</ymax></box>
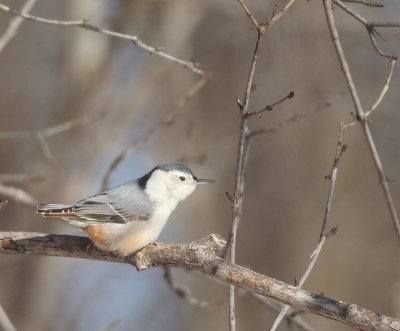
<box><xmin>0</xmin><ymin>0</ymin><xmax>399</xmax><ymax>330</ymax></box>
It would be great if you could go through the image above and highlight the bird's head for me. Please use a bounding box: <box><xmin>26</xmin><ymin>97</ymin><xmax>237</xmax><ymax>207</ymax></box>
<box><xmin>139</xmin><ymin>163</ymin><xmax>213</xmax><ymax>204</ymax></box>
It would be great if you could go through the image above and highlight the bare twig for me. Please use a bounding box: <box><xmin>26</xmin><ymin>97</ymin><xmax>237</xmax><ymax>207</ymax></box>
<box><xmin>0</xmin><ymin>116</ymin><xmax>100</xmax><ymax>161</ymax></box>
<box><xmin>251</xmin><ymin>294</ymin><xmax>314</xmax><ymax>331</ymax></box>
<box><xmin>101</xmin><ymin>78</ymin><xmax>207</xmax><ymax>191</ymax></box>
<box><xmin>235</xmin><ymin>0</ymin><xmax>259</xmax><ymax>29</ymax></box>
<box><xmin>0</xmin><ymin>232</ymin><xmax>399</xmax><ymax>330</ymax></box>
<box><xmin>269</xmin><ymin>237</ymin><xmax>327</xmax><ymax>331</ymax></box>
<box><xmin>0</xmin><ymin>116</ymin><xmax>94</xmax><ymax>140</ymax></box>
<box><xmin>235</xmin><ymin>0</ymin><xmax>297</xmax><ymax>33</ymax></box>
<box><xmin>228</xmin><ymin>29</ymin><xmax>262</xmax><ymax>331</ymax></box>
<box><xmin>163</xmin><ymin>266</ymin><xmax>210</xmax><ymax>308</ymax></box>
<box><xmin>370</xmin><ymin>22</ymin><xmax>400</xmax><ymax>28</ymax></box>
<box><xmin>323</xmin><ymin>0</ymin><xmax>400</xmax><ymax>242</ymax></box>
<box><xmin>0</xmin><ymin>0</ymin><xmax>37</xmax><ymax>55</ymax></box>
<box><xmin>244</xmin><ymin>91</ymin><xmax>294</xmax><ymax>118</ymax></box>
<box><xmin>270</xmin><ymin>125</ymin><xmax>346</xmax><ymax>330</ymax></box>
<box><xmin>341</xmin><ymin>0</ymin><xmax>383</xmax><ymax>7</ymax></box>
<box><xmin>365</xmin><ymin>59</ymin><xmax>396</xmax><ymax>117</ymax></box>
<box><xmin>269</xmin><ymin>226</ymin><xmax>340</xmax><ymax>331</ymax></box>
<box><xmin>249</xmin><ymin>93</ymin><xmax>345</xmax><ymax>138</ymax></box>
<box><xmin>0</xmin><ymin>305</ymin><xmax>16</xmax><ymax>331</ymax></box>
<box><xmin>262</xmin><ymin>0</ymin><xmax>297</xmax><ymax>33</ymax></box>
<box><xmin>35</xmin><ymin>132</ymin><xmax>54</xmax><ymax>161</ymax></box>
<box><xmin>228</xmin><ymin>2</ymin><xmax>297</xmax><ymax>329</ymax></box>
<box><xmin>0</xmin><ymin>173</ymin><xmax>44</xmax><ymax>184</ymax></box>
<box><xmin>319</xmin><ymin>125</ymin><xmax>347</xmax><ymax>239</ymax></box>
<box><xmin>333</xmin><ymin>0</ymin><xmax>398</xmax><ymax>59</ymax></box>
<box><xmin>367</xmin><ymin>28</ymin><xmax>397</xmax><ymax>60</ymax></box>
<box><xmin>0</xmin><ymin>184</ymin><xmax>37</xmax><ymax>207</ymax></box>
<box><xmin>0</xmin><ymin>2</ymin><xmax>208</xmax><ymax>77</ymax></box>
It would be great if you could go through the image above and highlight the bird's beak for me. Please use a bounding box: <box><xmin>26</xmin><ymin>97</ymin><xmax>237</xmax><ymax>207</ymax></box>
<box><xmin>196</xmin><ymin>178</ymin><xmax>214</xmax><ymax>184</ymax></box>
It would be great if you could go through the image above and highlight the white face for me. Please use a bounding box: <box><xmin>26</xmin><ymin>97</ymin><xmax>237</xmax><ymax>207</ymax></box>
<box><xmin>145</xmin><ymin>169</ymin><xmax>198</xmax><ymax>204</ymax></box>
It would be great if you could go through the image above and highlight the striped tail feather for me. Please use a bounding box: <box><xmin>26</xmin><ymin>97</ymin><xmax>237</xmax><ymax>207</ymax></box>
<box><xmin>37</xmin><ymin>203</ymin><xmax>75</xmax><ymax>217</ymax></box>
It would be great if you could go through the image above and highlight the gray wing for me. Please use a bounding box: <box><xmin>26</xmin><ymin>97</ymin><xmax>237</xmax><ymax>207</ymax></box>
<box><xmin>74</xmin><ymin>180</ymin><xmax>154</xmax><ymax>223</ymax></box>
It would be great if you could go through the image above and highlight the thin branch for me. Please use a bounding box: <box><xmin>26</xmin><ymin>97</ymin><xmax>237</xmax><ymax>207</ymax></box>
<box><xmin>0</xmin><ymin>305</ymin><xmax>16</xmax><ymax>331</ymax></box>
<box><xmin>35</xmin><ymin>132</ymin><xmax>54</xmax><ymax>162</ymax></box>
<box><xmin>41</xmin><ymin>116</ymin><xmax>94</xmax><ymax>137</ymax></box>
<box><xmin>228</xmin><ymin>1</ymin><xmax>297</xmax><ymax>329</ymax></box>
<box><xmin>367</xmin><ymin>28</ymin><xmax>397</xmax><ymax>60</ymax></box>
<box><xmin>251</xmin><ymin>294</ymin><xmax>315</xmax><ymax>331</ymax></box>
<box><xmin>332</xmin><ymin>0</ymin><xmax>368</xmax><ymax>26</ymax></box>
<box><xmin>365</xmin><ymin>59</ymin><xmax>396</xmax><ymax>117</ymax></box>
<box><xmin>0</xmin><ymin>173</ymin><xmax>44</xmax><ymax>184</ymax></box>
<box><xmin>0</xmin><ymin>115</ymin><xmax>101</xmax><ymax>161</ymax></box>
<box><xmin>270</xmin><ymin>123</ymin><xmax>347</xmax><ymax>331</ymax></box>
<box><xmin>323</xmin><ymin>0</ymin><xmax>400</xmax><ymax>243</ymax></box>
<box><xmin>0</xmin><ymin>116</ymin><xmax>94</xmax><ymax>140</ymax></box>
<box><xmin>269</xmin><ymin>237</ymin><xmax>327</xmax><ymax>331</ymax></box>
<box><xmin>0</xmin><ymin>184</ymin><xmax>37</xmax><ymax>207</ymax></box>
<box><xmin>262</xmin><ymin>0</ymin><xmax>297</xmax><ymax>33</ymax></box>
<box><xmin>369</xmin><ymin>22</ymin><xmax>400</xmax><ymax>28</ymax></box>
<box><xmin>0</xmin><ymin>0</ymin><xmax>37</xmax><ymax>55</ymax></box>
<box><xmin>236</xmin><ymin>0</ymin><xmax>297</xmax><ymax>33</ymax></box>
<box><xmin>228</xmin><ymin>29</ymin><xmax>262</xmax><ymax>331</ymax></box>
<box><xmin>319</xmin><ymin>125</ymin><xmax>347</xmax><ymax>239</ymax></box>
<box><xmin>244</xmin><ymin>91</ymin><xmax>294</xmax><ymax>119</ymax></box>
<box><xmin>0</xmin><ymin>2</ymin><xmax>208</xmax><ymax>77</ymax></box>
<box><xmin>341</xmin><ymin>0</ymin><xmax>383</xmax><ymax>7</ymax></box>
<box><xmin>269</xmin><ymin>228</ymin><xmax>340</xmax><ymax>331</ymax></box>
<box><xmin>101</xmin><ymin>78</ymin><xmax>207</xmax><ymax>191</ymax></box>
<box><xmin>333</xmin><ymin>0</ymin><xmax>398</xmax><ymax>60</ymax></box>
<box><xmin>235</xmin><ymin>0</ymin><xmax>259</xmax><ymax>29</ymax></box>
<box><xmin>163</xmin><ymin>266</ymin><xmax>210</xmax><ymax>308</ymax></box>
<box><xmin>249</xmin><ymin>93</ymin><xmax>345</xmax><ymax>138</ymax></box>
<box><xmin>0</xmin><ymin>232</ymin><xmax>399</xmax><ymax>330</ymax></box>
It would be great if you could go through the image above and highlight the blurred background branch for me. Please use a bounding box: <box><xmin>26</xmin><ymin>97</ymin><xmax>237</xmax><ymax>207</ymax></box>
<box><xmin>0</xmin><ymin>305</ymin><xmax>16</xmax><ymax>331</ymax></box>
<box><xmin>0</xmin><ymin>0</ymin><xmax>37</xmax><ymax>55</ymax></box>
<box><xmin>0</xmin><ymin>115</ymin><xmax>100</xmax><ymax>161</ymax></box>
<box><xmin>101</xmin><ymin>77</ymin><xmax>208</xmax><ymax>191</ymax></box>
<box><xmin>0</xmin><ymin>1</ymin><xmax>208</xmax><ymax>76</ymax></box>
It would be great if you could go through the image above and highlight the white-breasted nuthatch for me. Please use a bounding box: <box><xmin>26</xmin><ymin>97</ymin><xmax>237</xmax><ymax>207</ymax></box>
<box><xmin>37</xmin><ymin>163</ymin><xmax>213</xmax><ymax>255</ymax></box>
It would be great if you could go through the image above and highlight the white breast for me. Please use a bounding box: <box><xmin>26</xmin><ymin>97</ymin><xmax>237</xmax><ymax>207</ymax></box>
<box><xmin>106</xmin><ymin>200</ymin><xmax>178</xmax><ymax>255</ymax></box>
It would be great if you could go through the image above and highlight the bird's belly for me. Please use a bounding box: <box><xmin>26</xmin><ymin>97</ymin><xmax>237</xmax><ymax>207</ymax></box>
<box><xmin>109</xmin><ymin>231</ymin><xmax>153</xmax><ymax>255</ymax></box>
<box><xmin>83</xmin><ymin>208</ymin><xmax>173</xmax><ymax>255</ymax></box>
<box><xmin>108</xmin><ymin>219</ymin><xmax>166</xmax><ymax>255</ymax></box>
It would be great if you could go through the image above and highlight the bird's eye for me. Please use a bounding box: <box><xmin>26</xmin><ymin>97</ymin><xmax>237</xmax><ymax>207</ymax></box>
<box><xmin>179</xmin><ymin>176</ymin><xmax>185</xmax><ymax>181</ymax></box>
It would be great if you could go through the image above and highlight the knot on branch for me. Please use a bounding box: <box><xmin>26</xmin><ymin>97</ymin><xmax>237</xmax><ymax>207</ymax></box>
<box><xmin>132</xmin><ymin>233</ymin><xmax>226</xmax><ymax>271</ymax></box>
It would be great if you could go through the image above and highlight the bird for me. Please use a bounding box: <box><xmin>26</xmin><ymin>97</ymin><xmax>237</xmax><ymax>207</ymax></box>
<box><xmin>37</xmin><ymin>163</ymin><xmax>213</xmax><ymax>255</ymax></box>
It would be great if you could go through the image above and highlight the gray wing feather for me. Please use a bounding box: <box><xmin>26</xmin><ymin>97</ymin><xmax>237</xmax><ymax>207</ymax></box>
<box><xmin>74</xmin><ymin>180</ymin><xmax>154</xmax><ymax>223</ymax></box>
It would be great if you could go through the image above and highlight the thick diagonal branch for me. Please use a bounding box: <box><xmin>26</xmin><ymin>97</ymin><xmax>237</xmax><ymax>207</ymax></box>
<box><xmin>0</xmin><ymin>231</ymin><xmax>399</xmax><ymax>331</ymax></box>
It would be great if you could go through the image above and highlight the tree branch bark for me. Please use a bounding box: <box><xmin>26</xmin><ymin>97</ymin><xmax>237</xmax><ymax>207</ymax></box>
<box><xmin>0</xmin><ymin>231</ymin><xmax>399</xmax><ymax>331</ymax></box>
